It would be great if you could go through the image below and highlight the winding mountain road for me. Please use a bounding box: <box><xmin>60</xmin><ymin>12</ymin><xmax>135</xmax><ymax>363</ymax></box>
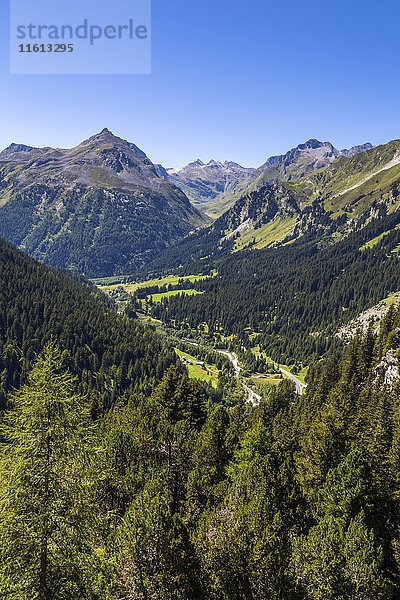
<box><xmin>217</xmin><ymin>349</ymin><xmax>305</xmax><ymax>401</ymax></box>
<box><xmin>278</xmin><ymin>367</ymin><xmax>306</xmax><ymax>396</ymax></box>
<box><xmin>183</xmin><ymin>341</ymin><xmax>305</xmax><ymax>402</ymax></box>
<box><xmin>217</xmin><ymin>349</ymin><xmax>261</xmax><ymax>405</ymax></box>
<box><xmin>217</xmin><ymin>349</ymin><xmax>241</xmax><ymax>377</ymax></box>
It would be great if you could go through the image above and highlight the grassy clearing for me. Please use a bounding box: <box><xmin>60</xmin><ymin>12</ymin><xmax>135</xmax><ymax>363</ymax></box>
<box><xmin>0</xmin><ymin>189</ymin><xmax>12</xmax><ymax>208</ymax></box>
<box><xmin>175</xmin><ymin>348</ymin><xmax>219</xmax><ymax>388</ymax></box>
<box><xmin>251</xmin><ymin>375</ymin><xmax>282</xmax><ymax>387</ymax></box>
<box><xmin>93</xmin><ymin>275</ymin><xmax>133</xmax><ymax>286</ymax></box>
<box><xmin>294</xmin><ymin>367</ymin><xmax>309</xmax><ymax>384</ymax></box>
<box><xmin>98</xmin><ymin>273</ymin><xmax>215</xmax><ymax>294</ymax></box>
<box><xmin>360</xmin><ymin>224</ymin><xmax>400</xmax><ymax>251</ymax></box>
<box><xmin>250</xmin><ymin>346</ymin><xmax>308</xmax><ymax>383</ymax></box>
<box><xmin>149</xmin><ymin>289</ymin><xmax>203</xmax><ymax>303</ymax></box>
<box><xmin>234</xmin><ymin>217</ymin><xmax>297</xmax><ymax>251</ymax></box>
<box><xmin>137</xmin><ymin>314</ymin><xmax>163</xmax><ymax>325</ymax></box>
<box><xmin>273</xmin><ymin>363</ymin><xmax>308</xmax><ymax>384</ymax></box>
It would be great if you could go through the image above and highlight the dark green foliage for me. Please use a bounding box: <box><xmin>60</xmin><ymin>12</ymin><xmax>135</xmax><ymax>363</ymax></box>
<box><xmin>2</xmin><ymin>307</ymin><xmax>400</xmax><ymax>597</ymax></box>
<box><xmin>0</xmin><ymin>344</ymin><xmax>99</xmax><ymax>598</ymax></box>
<box><xmin>150</xmin><ymin>212</ymin><xmax>400</xmax><ymax>364</ymax></box>
<box><xmin>0</xmin><ymin>238</ymin><xmax>178</xmax><ymax>409</ymax></box>
<box><xmin>0</xmin><ymin>185</ymin><xmax>199</xmax><ymax>277</ymax></box>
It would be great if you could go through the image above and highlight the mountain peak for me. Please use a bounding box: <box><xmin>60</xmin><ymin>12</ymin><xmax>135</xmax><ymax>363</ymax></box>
<box><xmin>260</xmin><ymin>139</ymin><xmax>339</xmax><ymax>177</ymax></box>
<box><xmin>299</xmin><ymin>139</ymin><xmax>337</xmax><ymax>153</ymax></box>
<box><xmin>91</xmin><ymin>127</ymin><xmax>115</xmax><ymax>137</ymax></box>
<box><xmin>77</xmin><ymin>129</ymin><xmax>148</xmax><ymax>161</ymax></box>
<box><xmin>88</xmin><ymin>127</ymin><xmax>118</xmax><ymax>141</ymax></box>
<box><xmin>302</xmin><ymin>138</ymin><xmax>326</xmax><ymax>149</ymax></box>
<box><xmin>1</xmin><ymin>143</ymin><xmax>35</xmax><ymax>156</ymax></box>
<box><xmin>340</xmin><ymin>142</ymin><xmax>374</xmax><ymax>158</ymax></box>
<box><xmin>0</xmin><ymin>131</ymin><xmax>204</xmax><ymax>277</ymax></box>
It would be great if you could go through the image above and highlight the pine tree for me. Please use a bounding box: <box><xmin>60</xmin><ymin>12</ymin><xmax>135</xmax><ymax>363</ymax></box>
<box><xmin>114</xmin><ymin>473</ymin><xmax>201</xmax><ymax>600</ymax></box>
<box><xmin>291</xmin><ymin>512</ymin><xmax>392</xmax><ymax>599</ymax></box>
<box><xmin>186</xmin><ymin>404</ymin><xmax>229</xmax><ymax>522</ymax></box>
<box><xmin>0</xmin><ymin>344</ymin><xmax>98</xmax><ymax>599</ymax></box>
<box><xmin>291</xmin><ymin>451</ymin><xmax>393</xmax><ymax>599</ymax></box>
<box><xmin>195</xmin><ymin>422</ymin><xmax>297</xmax><ymax>599</ymax></box>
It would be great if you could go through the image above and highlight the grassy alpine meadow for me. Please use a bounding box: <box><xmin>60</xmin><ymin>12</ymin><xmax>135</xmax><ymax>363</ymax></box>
<box><xmin>250</xmin><ymin>374</ymin><xmax>283</xmax><ymax>386</ymax></box>
<box><xmin>149</xmin><ymin>289</ymin><xmax>204</xmax><ymax>302</ymax></box>
<box><xmin>97</xmin><ymin>273</ymin><xmax>215</xmax><ymax>294</ymax></box>
<box><xmin>174</xmin><ymin>348</ymin><xmax>219</xmax><ymax>387</ymax></box>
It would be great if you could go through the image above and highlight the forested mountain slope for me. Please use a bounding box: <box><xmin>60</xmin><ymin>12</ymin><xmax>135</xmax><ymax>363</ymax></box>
<box><xmin>1</xmin><ymin>282</ymin><xmax>399</xmax><ymax>598</ymax></box>
<box><xmin>0</xmin><ymin>132</ymin><xmax>393</xmax><ymax>279</ymax></box>
<box><xmin>149</xmin><ymin>210</ymin><xmax>400</xmax><ymax>364</ymax></box>
<box><xmin>0</xmin><ymin>129</ymin><xmax>204</xmax><ymax>277</ymax></box>
<box><xmin>0</xmin><ymin>237</ymin><xmax>177</xmax><ymax>410</ymax></box>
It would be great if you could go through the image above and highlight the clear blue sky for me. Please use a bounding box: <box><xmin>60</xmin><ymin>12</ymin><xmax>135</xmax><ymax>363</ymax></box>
<box><xmin>1</xmin><ymin>0</ymin><xmax>399</xmax><ymax>167</ymax></box>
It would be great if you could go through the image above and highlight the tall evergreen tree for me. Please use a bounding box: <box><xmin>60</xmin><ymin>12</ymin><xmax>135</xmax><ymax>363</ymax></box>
<box><xmin>0</xmin><ymin>344</ymin><xmax>98</xmax><ymax>599</ymax></box>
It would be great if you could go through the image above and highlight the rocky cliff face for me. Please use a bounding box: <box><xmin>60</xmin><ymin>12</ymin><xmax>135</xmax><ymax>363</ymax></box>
<box><xmin>209</xmin><ymin>139</ymin><xmax>400</xmax><ymax>251</ymax></box>
<box><xmin>374</xmin><ymin>343</ymin><xmax>400</xmax><ymax>387</ymax></box>
<box><xmin>257</xmin><ymin>139</ymin><xmax>374</xmax><ymax>181</ymax></box>
<box><xmin>220</xmin><ymin>183</ymin><xmax>300</xmax><ymax>239</ymax></box>
<box><xmin>167</xmin><ymin>139</ymin><xmax>374</xmax><ymax>217</ymax></box>
<box><xmin>150</xmin><ymin>139</ymin><xmax>400</xmax><ymax>266</ymax></box>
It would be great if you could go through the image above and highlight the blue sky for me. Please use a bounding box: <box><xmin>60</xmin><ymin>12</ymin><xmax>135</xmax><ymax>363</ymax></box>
<box><xmin>1</xmin><ymin>0</ymin><xmax>399</xmax><ymax>167</ymax></box>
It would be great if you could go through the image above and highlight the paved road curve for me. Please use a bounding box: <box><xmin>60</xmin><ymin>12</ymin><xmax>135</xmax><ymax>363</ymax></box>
<box><xmin>218</xmin><ymin>349</ymin><xmax>306</xmax><ymax>400</ymax></box>
<box><xmin>217</xmin><ymin>349</ymin><xmax>262</xmax><ymax>405</ymax></box>
<box><xmin>279</xmin><ymin>367</ymin><xmax>306</xmax><ymax>396</ymax></box>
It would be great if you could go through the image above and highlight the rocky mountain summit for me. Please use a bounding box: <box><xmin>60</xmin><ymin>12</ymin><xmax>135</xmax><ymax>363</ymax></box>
<box><xmin>164</xmin><ymin>158</ymin><xmax>256</xmax><ymax>207</ymax></box>
<box><xmin>0</xmin><ymin>129</ymin><xmax>204</xmax><ymax>277</ymax></box>
<box><xmin>149</xmin><ymin>138</ymin><xmax>400</xmax><ymax>270</ymax></box>
<box><xmin>0</xmin><ymin>129</ymin><xmax>392</xmax><ymax>278</ymax></box>
<box><xmin>257</xmin><ymin>139</ymin><xmax>374</xmax><ymax>181</ymax></box>
<box><xmin>164</xmin><ymin>139</ymin><xmax>374</xmax><ymax>218</ymax></box>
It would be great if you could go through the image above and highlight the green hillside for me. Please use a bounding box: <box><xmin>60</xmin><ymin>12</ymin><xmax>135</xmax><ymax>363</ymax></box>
<box><xmin>0</xmin><ymin>237</ymin><xmax>178</xmax><ymax>410</ymax></box>
<box><xmin>1</xmin><ymin>271</ymin><xmax>399</xmax><ymax>597</ymax></box>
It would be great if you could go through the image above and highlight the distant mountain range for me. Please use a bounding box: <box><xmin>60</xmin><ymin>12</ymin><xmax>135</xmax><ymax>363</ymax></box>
<box><xmin>0</xmin><ymin>129</ymin><xmax>204</xmax><ymax>277</ymax></box>
<box><xmin>162</xmin><ymin>159</ymin><xmax>256</xmax><ymax>218</ymax></box>
<box><xmin>1</xmin><ymin>130</ymin><xmax>399</xmax><ymax>278</ymax></box>
<box><xmin>160</xmin><ymin>139</ymin><xmax>373</xmax><ymax>218</ymax></box>
<box><xmin>148</xmin><ymin>138</ymin><xmax>400</xmax><ymax>271</ymax></box>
